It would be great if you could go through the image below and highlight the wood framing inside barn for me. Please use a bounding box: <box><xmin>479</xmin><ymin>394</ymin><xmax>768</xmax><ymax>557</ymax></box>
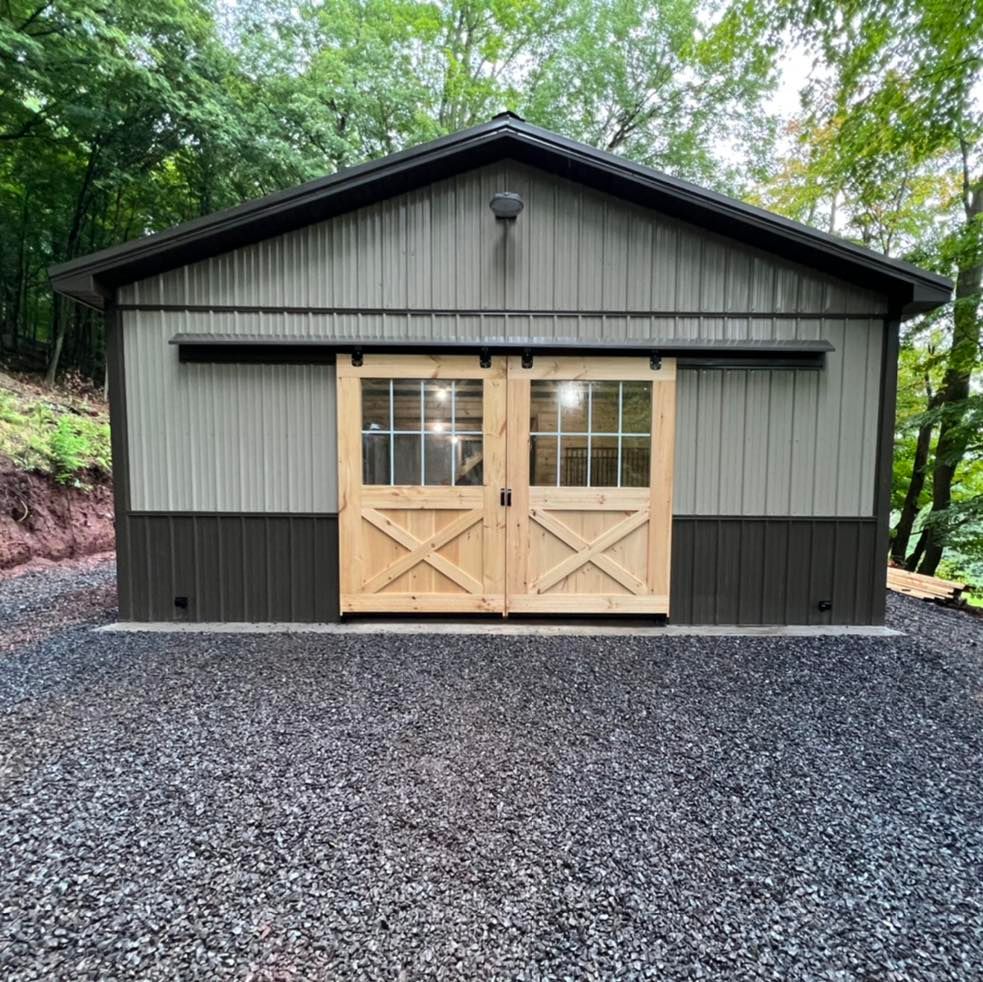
<box><xmin>50</xmin><ymin>113</ymin><xmax>952</xmax><ymax>625</ymax></box>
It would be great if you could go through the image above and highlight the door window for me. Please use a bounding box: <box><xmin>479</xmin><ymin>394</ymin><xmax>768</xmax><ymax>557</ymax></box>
<box><xmin>361</xmin><ymin>379</ymin><xmax>484</xmax><ymax>486</ymax></box>
<box><xmin>529</xmin><ymin>380</ymin><xmax>651</xmax><ymax>487</ymax></box>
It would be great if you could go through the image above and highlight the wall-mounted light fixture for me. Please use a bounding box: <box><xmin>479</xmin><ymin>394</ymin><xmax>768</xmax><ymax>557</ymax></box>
<box><xmin>489</xmin><ymin>191</ymin><xmax>524</xmax><ymax>220</ymax></box>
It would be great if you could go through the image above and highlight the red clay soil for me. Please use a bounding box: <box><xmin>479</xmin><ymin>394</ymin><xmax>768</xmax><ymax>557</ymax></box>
<box><xmin>0</xmin><ymin>461</ymin><xmax>115</xmax><ymax>571</ymax></box>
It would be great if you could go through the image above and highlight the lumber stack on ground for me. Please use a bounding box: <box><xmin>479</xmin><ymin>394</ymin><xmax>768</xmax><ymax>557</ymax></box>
<box><xmin>887</xmin><ymin>566</ymin><xmax>968</xmax><ymax>604</ymax></box>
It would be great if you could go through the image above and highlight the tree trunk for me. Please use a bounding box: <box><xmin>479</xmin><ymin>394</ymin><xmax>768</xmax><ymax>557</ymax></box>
<box><xmin>45</xmin><ymin>294</ymin><xmax>66</xmax><ymax>386</ymax></box>
<box><xmin>891</xmin><ymin>410</ymin><xmax>935</xmax><ymax>564</ymax></box>
<box><xmin>46</xmin><ymin>144</ymin><xmax>101</xmax><ymax>384</ymax></box>
<box><xmin>916</xmin><ymin>184</ymin><xmax>983</xmax><ymax>575</ymax></box>
<box><xmin>907</xmin><ymin>527</ymin><xmax>928</xmax><ymax>572</ymax></box>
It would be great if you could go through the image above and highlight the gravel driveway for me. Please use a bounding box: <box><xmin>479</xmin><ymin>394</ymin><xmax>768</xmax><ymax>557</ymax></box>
<box><xmin>1</xmin><ymin>562</ymin><xmax>982</xmax><ymax>980</ymax></box>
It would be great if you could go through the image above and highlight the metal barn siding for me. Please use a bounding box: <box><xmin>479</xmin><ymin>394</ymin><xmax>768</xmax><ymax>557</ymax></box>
<box><xmin>673</xmin><ymin>318</ymin><xmax>883</xmax><ymax>516</ymax></box>
<box><xmin>121</xmin><ymin>309</ymin><xmax>882</xmax><ymax>519</ymax></box>
<box><xmin>117</xmin><ymin>162</ymin><xmax>887</xmax><ymax>521</ymax></box>
<box><xmin>110</xmin><ymin>159</ymin><xmax>895</xmax><ymax>621</ymax></box>
<box><xmin>123</xmin><ymin>312</ymin><xmax>337</xmax><ymax>513</ymax></box>
<box><xmin>670</xmin><ymin>518</ymin><xmax>881</xmax><ymax>625</ymax></box>
<box><xmin>119</xmin><ymin>514</ymin><xmax>340</xmax><ymax>622</ymax></box>
<box><xmin>117</xmin><ymin>162</ymin><xmax>885</xmax><ymax>316</ymax></box>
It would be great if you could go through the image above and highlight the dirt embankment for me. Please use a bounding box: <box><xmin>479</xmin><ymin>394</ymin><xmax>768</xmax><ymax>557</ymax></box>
<box><xmin>0</xmin><ymin>463</ymin><xmax>115</xmax><ymax>571</ymax></box>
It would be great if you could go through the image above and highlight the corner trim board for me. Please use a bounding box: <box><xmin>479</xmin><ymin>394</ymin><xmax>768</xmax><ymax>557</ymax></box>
<box><xmin>870</xmin><ymin>313</ymin><xmax>901</xmax><ymax>622</ymax></box>
<box><xmin>104</xmin><ymin>297</ymin><xmax>133</xmax><ymax>618</ymax></box>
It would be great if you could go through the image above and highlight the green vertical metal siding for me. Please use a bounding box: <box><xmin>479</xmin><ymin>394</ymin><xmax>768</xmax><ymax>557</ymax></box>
<box><xmin>118</xmin><ymin>162</ymin><xmax>886</xmax><ymax>316</ymax></box>
<box><xmin>672</xmin><ymin>317</ymin><xmax>882</xmax><ymax>516</ymax></box>
<box><xmin>121</xmin><ymin>308</ymin><xmax>881</xmax><ymax>518</ymax></box>
<box><xmin>123</xmin><ymin>314</ymin><xmax>337</xmax><ymax>513</ymax></box>
<box><xmin>116</xmin><ymin>160</ymin><xmax>887</xmax><ymax>526</ymax></box>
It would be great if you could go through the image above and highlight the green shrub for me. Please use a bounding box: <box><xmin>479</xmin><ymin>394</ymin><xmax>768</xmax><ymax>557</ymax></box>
<box><xmin>0</xmin><ymin>386</ymin><xmax>111</xmax><ymax>486</ymax></box>
<box><xmin>49</xmin><ymin>417</ymin><xmax>89</xmax><ymax>483</ymax></box>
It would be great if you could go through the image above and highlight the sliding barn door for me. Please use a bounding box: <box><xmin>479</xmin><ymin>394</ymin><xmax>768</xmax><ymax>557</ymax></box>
<box><xmin>505</xmin><ymin>357</ymin><xmax>676</xmax><ymax>615</ymax></box>
<box><xmin>337</xmin><ymin>356</ymin><xmax>507</xmax><ymax>613</ymax></box>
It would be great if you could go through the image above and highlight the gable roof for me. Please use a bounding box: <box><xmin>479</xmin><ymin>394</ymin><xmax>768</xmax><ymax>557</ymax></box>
<box><xmin>50</xmin><ymin>111</ymin><xmax>952</xmax><ymax>316</ymax></box>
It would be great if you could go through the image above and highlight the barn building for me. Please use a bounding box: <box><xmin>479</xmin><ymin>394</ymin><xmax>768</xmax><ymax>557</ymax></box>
<box><xmin>50</xmin><ymin>114</ymin><xmax>952</xmax><ymax>625</ymax></box>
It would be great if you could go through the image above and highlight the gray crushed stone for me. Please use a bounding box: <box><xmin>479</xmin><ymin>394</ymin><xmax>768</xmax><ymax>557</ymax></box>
<box><xmin>886</xmin><ymin>589</ymin><xmax>983</xmax><ymax>659</ymax></box>
<box><xmin>1</xmin><ymin>609</ymin><xmax>982</xmax><ymax>979</ymax></box>
<box><xmin>0</xmin><ymin>559</ymin><xmax>116</xmax><ymax>624</ymax></box>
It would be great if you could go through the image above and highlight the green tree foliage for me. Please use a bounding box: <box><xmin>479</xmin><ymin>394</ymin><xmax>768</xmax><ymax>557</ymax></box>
<box><xmin>1</xmin><ymin>0</ymin><xmax>775</xmax><ymax>391</ymax></box>
<box><xmin>523</xmin><ymin>0</ymin><xmax>777</xmax><ymax>186</ymax></box>
<box><xmin>747</xmin><ymin>0</ymin><xmax>983</xmax><ymax>576</ymax></box>
<box><xmin>0</xmin><ymin>0</ymin><xmax>246</xmax><ymax>381</ymax></box>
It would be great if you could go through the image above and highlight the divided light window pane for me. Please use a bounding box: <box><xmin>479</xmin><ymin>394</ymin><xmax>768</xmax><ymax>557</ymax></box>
<box><xmin>361</xmin><ymin>379</ymin><xmax>484</xmax><ymax>486</ymax></box>
<box><xmin>529</xmin><ymin>379</ymin><xmax>652</xmax><ymax>489</ymax></box>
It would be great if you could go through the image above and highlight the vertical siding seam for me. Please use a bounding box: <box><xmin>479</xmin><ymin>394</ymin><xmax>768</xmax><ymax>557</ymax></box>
<box><xmin>240</xmin><ymin>515</ymin><xmax>247</xmax><ymax>619</ymax></box>
<box><xmin>689</xmin><ymin>519</ymin><xmax>699</xmax><ymax>624</ymax></box>
<box><xmin>216</xmin><ymin>517</ymin><xmax>225</xmax><ymax>621</ymax></box>
<box><xmin>192</xmin><ymin>515</ymin><xmax>201</xmax><ymax>622</ymax></box>
<box><xmin>143</xmin><ymin>520</ymin><xmax>153</xmax><ymax>620</ymax></box>
<box><xmin>782</xmin><ymin>520</ymin><xmax>792</xmax><ymax>624</ymax></box>
<box><xmin>697</xmin><ymin>236</ymin><xmax>705</xmax><ymax>312</ymax></box>
<box><xmin>764</xmin><ymin>373</ymin><xmax>773</xmax><ymax>515</ymax></box>
<box><xmin>739</xmin><ymin>372</ymin><xmax>749</xmax><ymax>514</ymax></box>
<box><xmin>713</xmin><ymin>517</ymin><xmax>721</xmax><ymax>624</ymax></box>
<box><xmin>716</xmin><ymin>371</ymin><xmax>726</xmax><ymax>514</ymax></box>
<box><xmin>758</xmin><ymin>521</ymin><xmax>766</xmax><ymax>624</ymax></box>
<box><xmin>811</xmin><ymin>335</ymin><xmax>823</xmax><ymax>514</ymax></box>
<box><xmin>723</xmin><ymin>247</ymin><xmax>731</xmax><ymax>315</ymax></box>
<box><xmin>265</xmin><ymin>517</ymin><xmax>272</xmax><ymax>621</ymax></box>
<box><xmin>834</xmin><ymin>320</ymin><xmax>848</xmax><ymax>513</ymax></box>
<box><xmin>859</xmin><ymin>320</ymin><xmax>874</xmax><ymax>514</ymax></box>
<box><xmin>735</xmin><ymin>521</ymin><xmax>744</xmax><ymax>625</ymax></box>
<box><xmin>693</xmin><ymin>372</ymin><xmax>702</xmax><ymax>514</ymax></box>
<box><xmin>168</xmin><ymin>516</ymin><xmax>176</xmax><ymax>619</ymax></box>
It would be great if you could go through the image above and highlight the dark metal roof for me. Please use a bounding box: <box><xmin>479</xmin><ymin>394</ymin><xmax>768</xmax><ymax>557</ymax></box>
<box><xmin>51</xmin><ymin>115</ymin><xmax>952</xmax><ymax>316</ymax></box>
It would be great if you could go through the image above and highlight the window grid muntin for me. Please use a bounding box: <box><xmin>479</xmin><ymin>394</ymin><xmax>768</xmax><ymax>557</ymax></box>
<box><xmin>363</xmin><ymin>379</ymin><xmax>482</xmax><ymax>487</ymax></box>
<box><xmin>530</xmin><ymin>380</ymin><xmax>651</xmax><ymax>489</ymax></box>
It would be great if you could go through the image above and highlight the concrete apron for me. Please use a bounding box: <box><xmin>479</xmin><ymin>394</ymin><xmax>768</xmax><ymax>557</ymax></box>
<box><xmin>96</xmin><ymin>621</ymin><xmax>901</xmax><ymax>638</ymax></box>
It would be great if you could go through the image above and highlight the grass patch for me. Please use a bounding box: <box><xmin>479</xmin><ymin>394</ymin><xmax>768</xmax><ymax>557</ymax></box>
<box><xmin>0</xmin><ymin>381</ymin><xmax>110</xmax><ymax>486</ymax></box>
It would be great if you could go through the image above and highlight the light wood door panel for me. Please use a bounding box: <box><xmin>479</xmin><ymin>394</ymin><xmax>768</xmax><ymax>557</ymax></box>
<box><xmin>337</xmin><ymin>355</ymin><xmax>507</xmax><ymax>614</ymax></box>
<box><xmin>337</xmin><ymin>354</ymin><xmax>675</xmax><ymax>616</ymax></box>
<box><xmin>505</xmin><ymin>356</ymin><xmax>676</xmax><ymax>615</ymax></box>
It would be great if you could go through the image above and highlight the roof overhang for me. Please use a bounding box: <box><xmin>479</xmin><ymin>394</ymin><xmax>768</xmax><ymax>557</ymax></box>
<box><xmin>51</xmin><ymin>113</ymin><xmax>952</xmax><ymax>318</ymax></box>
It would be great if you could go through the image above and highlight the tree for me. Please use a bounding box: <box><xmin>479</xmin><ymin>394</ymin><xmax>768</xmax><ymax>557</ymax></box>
<box><xmin>522</xmin><ymin>0</ymin><xmax>777</xmax><ymax>188</ymax></box>
<box><xmin>748</xmin><ymin>0</ymin><xmax>983</xmax><ymax>575</ymax></box>
<box><xmin>0</xmin><ymin>0</ymin><xmax>251</xmax><ymax>380</ymax></box>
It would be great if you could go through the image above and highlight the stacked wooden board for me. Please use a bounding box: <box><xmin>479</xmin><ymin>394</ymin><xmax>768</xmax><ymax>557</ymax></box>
<box><xmin>887</xmin><ymin>566</ymin><xmax>968</xmax><ymax>604</ymax></box>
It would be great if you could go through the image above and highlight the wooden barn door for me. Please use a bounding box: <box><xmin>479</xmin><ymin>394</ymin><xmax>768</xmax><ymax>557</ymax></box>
<box><xmin>505</xmin><ymin>357</ymin><xmax>677</xmax><ymax>615</ymax></box>
<box><xmin>337</xmin><ymin>354</ymin><xmax>675</xmax><ymax>617</ymax></box>
<box><xmin>337</xmin><ymin>355</ymin><xmax>507</xmax><ymax>613</ymax></box>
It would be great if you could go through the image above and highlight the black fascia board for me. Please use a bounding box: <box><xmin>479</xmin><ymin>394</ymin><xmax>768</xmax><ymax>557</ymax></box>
<box><xmin>51</xmin><ymin>116</ymin><xmax>953</xmax><ymax>316</ymax></box>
